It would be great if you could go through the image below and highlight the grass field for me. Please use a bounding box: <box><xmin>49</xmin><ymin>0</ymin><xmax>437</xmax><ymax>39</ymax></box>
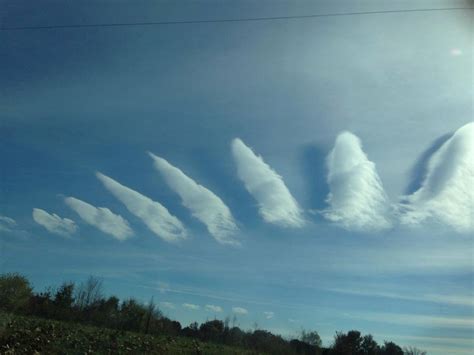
<box><xmin>0</xmin><ymin>312</ymin><xmax>260</xmax><ymax>354</ymax></box>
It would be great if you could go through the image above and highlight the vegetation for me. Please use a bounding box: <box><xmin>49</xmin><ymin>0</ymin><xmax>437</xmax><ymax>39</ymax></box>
<box><xmin>0</xmin><ymin>273</ymin><xmax>425</xmax><ymax>354</ymax></box>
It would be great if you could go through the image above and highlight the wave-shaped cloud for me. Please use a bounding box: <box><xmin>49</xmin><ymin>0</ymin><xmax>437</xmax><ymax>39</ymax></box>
<box><xmin>231</xmin><ymin>138</ymin><xmax>304</xmax><ymax>227</ymax></box>
<box><xmin>400</xmin><ymin>122</ymin><xmax>474</xmax><ymax>233</ymax></box>
<box><xmin>64</xmin><ymin>197</ymin><xmax>132</xmax><ymax>240</ymax></box>
<box><xmin>148</xmin><ymin>153</ymin><xmax>239</xmax><ymax>246</ymax></box>
<box><xmin>323</xmin><ymin>131</ymin><xmax>392</xmax><ymax>231</ymax></box>
<box><xmin>32</xmin><ymin>208</ymin><xmax>77</xmax><ymax>237</ymax></box>
<box><xmin>96</xmin><ymin>172</ymin><xmax>187</xmax><ymax>243</ymax></box>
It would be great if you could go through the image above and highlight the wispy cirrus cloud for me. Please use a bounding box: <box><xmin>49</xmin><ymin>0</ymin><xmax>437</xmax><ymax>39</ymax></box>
<box><xmin>64</xmin><ymin>197</ymin><xmax>133</xmax><ymax>240</ymax></box>
<box><xmin>353</xmin><ymin>311</ymin><xmax>474</xmax><ymax>329</ymax></box>
<box><xmin>32</xmin><ymin>208</ymin><xmax>77</xmax><ymax>237</ymax></box>
<box><xmin>205</xmin><ymin>304</ymin><xmax>223</xmax><ymax>313</ymax></box>
<box><xmin>0</xmin><ymin>215</ymin><xmax>17</xmax><ymax>232</ymax></box>
<box><xmin>400</xmin><ymin>122</ymin><xmax>474</xmax><ymax>233</ymax></box>
<box><xmin>327</xmin><ymin>287</ymin><xmax>474</xmax><ymax>307</ymax></box>
<box><xmin>322</xmin><ymin>131</ymin><xmax>392</xmax><ymax>231</ymax></box>
<box><xmin>148</xmin><ymin>153</ymin><xmax>239</xmax><ymax>246</ymax></box>
<box><xmin>96</xmin><ymin>172</ymin><xmax>187</xmax><ymax>243</ymax></box>
<box><xmin>182</xmin><ymin>303</ymin><xmax>200</xmax><ymax>310</ymax></box>
<box><xmin>232</xmin><ymin>306</ymin><xmax>248</xmax><ymax>315</ymax></box>
<box><xmin>231</xmin><ymin>138</ymin><xmax>304</xmax><ymax>227</ymax></box>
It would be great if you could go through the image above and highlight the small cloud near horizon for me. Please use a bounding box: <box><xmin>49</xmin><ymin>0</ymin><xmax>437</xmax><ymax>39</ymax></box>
<box><xmin>232</xmin><ymin>306</ymin><xmax>248</xmax><ymax>315</ymax></box>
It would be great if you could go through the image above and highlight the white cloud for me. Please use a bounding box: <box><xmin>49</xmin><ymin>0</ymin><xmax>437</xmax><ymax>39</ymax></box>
<box><xmin>0</xmin><ymin>215</ymin><xmax>16</xmax><ymax>232</ymax></box>
<box><xmin>322</xmin><ymin>131</ymin><xmax>392</xmax><ymax>231</ymax></box>
<box><xmin>264</xmin><ymin>311</ymin><xmax>274</xmax><ymax>319</ymax></box>
<box><xmin>205</xmin><ymin>304</ymin><xmax>223</xmax><ymax>313</ymax></box>
<box><xmin>160</xmin><ymin>302</ymin><xmax>175</xmax><ymax>309</ymax></box>
<box><xmin>148</xmin><ymin>153</ymin><xmax>239</xmax><ymax>246</ymax></box>
<box><xmin>232</xmin><ymin>306</ymin><xmax>248</xmax><ymax>315</ymax></box>
<box><xmin>231</xmin><ymin>138</ymin><xmax>304</xmax><ymax>227</ymax></box>
<box><xmin>182</xmin><ymin>303</ymin><xmax>200</xmax><ymax>310</ymax></box>
<box><xmin>400</xmin><ymin>123</ymin><xmax>474</xmax><ymax>233</ymax></box>
<box><xmin>450</xmin><ymin>48</ymin><xmax>463</xmax><ymax>56</ymax></box>
<box><xmin>64</xmin><ymin>197</ymin><xmax>133</xmax><ymax>240</ymax></box>
<box><xmin>96</xmin><ymin>172</ymin><xmax>187</xmax><ymax>243</ymax></box>
<box><xmin>32</xmin><ymin>208</ymin><xmax>77</xmax><ymax>237</ymax></box>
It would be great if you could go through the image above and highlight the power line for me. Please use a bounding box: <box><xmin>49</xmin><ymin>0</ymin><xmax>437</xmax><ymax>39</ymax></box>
<box><xmin>1</xmin><ymin>6</ymin><xmax>471</xmax><ymax>31</ymax></box>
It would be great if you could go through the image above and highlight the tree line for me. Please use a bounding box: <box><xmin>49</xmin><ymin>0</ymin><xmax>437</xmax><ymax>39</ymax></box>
<box><xmin>0</xmin><ymin>273</ymin><xmax>426</xmax><ymax>355</ymax></box>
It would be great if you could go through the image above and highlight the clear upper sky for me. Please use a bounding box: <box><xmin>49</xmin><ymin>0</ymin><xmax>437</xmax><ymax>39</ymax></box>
<box><xmin>1</xmin><ymin>1</ymin><xmax>473</xmax><ymax>354</ymax></box>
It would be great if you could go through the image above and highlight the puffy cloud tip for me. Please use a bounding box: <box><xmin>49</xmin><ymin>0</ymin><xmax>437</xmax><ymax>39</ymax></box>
<box><xmin>322</xmin><ymin>131</ymin><xmax>392</xmax><ymax>232</ymax></box>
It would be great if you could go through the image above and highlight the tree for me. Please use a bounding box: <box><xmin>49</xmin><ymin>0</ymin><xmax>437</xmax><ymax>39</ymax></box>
<box><xmin>360</xmin><ymin>334</ymin><xmax>379</xmax><ymax>355</ymax></box>
<box><xmin>75</xmin><ymin>276</ymin><xmax>103</xmax><ymax>310</ymax></box>
<box><xmin>54</xmin><ymin>282</ymin><xmax>75</xmax><ymax>309</ymax></box>
<box><xmin>300</xmin><ymin>329</ymin><xmax>322</xmax><ymax>348</ymax></box>
<box><xmin>380</xmin><ymin>341</ymin><xmax>403</xmax><ymax>355</ymax></box>
<box><xmin>199</xmin><ymin>319</ymin><xmax>225</xmax><ymax>342</ymax></box>
<box><xmin>0</xmin><ymin>273</ymin><xmax>32</xmax><ymax>312</ymax></box>
<box><xmin>403</xmin><ymin>346</ymin><xmax>427</xmax><ymax>355</ymax></box>
<box><xmin>144</xmin><ymin>296</ymin><xmax>155</xmax><ymax>334</ymax></box>
<box><xmin>331</xmin><ymin>330</ymin><xmax>364</xmax><ymax>355</ymax></box>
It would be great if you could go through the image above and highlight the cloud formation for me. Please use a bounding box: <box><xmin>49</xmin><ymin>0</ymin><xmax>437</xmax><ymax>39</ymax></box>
<box><xmin>400</xmin><ymin>122</ymin><xmax>474</xmax><ymax>233</ymax></box>
<box><xmin>205</xmin><ymin>304</ymin><xmax>223</xmax><ymax>313</ymax></box>
<box><xmin>160</xmin><ymin>302</ymin><xmax>175</xmax><ymax>309</ymax></box>
<box><xmin>231</xmin><ymin>138</ymin><xmax>304</xmax><ymax>227</ymax></box>
<box><xmin>96</xmin><ymin>173</ymin><xmax>187</xmax><ymax>243</ymax></box>
<box><xmin>264</xmin><ymin>311</ymin><xmax>274</xmax><ymax>319</ymax></box>
<box><xmin>64</xmin><ymin>197</ymin><xmax>133</xmax><ymax>240</ymax></box>
<box><xmin>32</xmin><ymin>208</ymin><xmax>77</xmax><ymax>237</ymax></box>
<box><xmin>232</xmin><ymin>306</ymin><xmax>248</xmax><ymax>315</ymax></box>
<box><xmin>0</xmin><ymin>215</ymin><xmax>17</xmax><ymax>232</ymax></box>
<box><xmin>148</xmin><ymin>153</ymin><xmax>239</xmax><ymax>246</ymax></box>
<box><xmin>182</xmin><ymin>303</ymin><xmax>200</xmax><ymax>310</ymax></box>
<box><xmin>323</xmin><ymin>131</ymin><xmax>392</xmax><ymax>231</ymax></box>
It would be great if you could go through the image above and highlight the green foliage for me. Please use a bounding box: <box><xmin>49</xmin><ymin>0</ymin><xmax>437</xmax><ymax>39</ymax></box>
<box><xmin>0</xmin><ymin>312</ymin><xmax>255</xmax><ymax>354</ymax></box>
<box><xmin>380</xmin><ymin>341</ymin><xmax>403</xmax><ymax>355</ymax></box>
<box><xmin>300</xmin><ymin>329</ymin><xmax>323</xmax><ymax>347</ymax></box>
<box><xmin>0</xmin><ymin>273</ymin><xmax>32</xmax><ymax>313</ymax></box>
<box><xmin>0</xmin><ymin>273</ymin><xmax>417</xmax><ymax>355</ymax></box>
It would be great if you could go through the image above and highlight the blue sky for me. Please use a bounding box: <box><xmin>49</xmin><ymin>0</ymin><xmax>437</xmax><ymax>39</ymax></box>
<box><xmin>1</xmin><ymin>1</ymin><xmax>473</xmax><ymax>353</ymax></box>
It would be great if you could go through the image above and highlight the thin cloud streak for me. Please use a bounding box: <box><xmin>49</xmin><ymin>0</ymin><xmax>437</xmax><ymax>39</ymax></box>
<box><xmin>323</xmin><ymin>131</ymin><xmax>392</xmax><ymax>231</ymax></box>
<box><xmin>32</xmin><ymin>208</ymin><xmax>77</xmax><ymax>237</ymax></box>
<box><xmin>96</xmin><ymin>172</ymin><xmax>187</xmax><ymax>243</ymax></box>
<box><xmin>353</xmin><ymin>312</ymin><xmax>474</xmax><ymax>329</ymax></box>
<box><xmin>148</xmin><ymin>153</ymin><xmax>239</xmax><ymax>246</ymax></box>
<box><xmin>326</xmin><ymin>287</ymin><xmax>474</xmax><ymax>307</ymax></box>
<box><xmin>64</xmin><ymin>197</ymin><xmax>133</xmax><ymax>240</ymax></box>
<box><xmin>231</xmin><ymin>138</ymin><xmax>304</xmax><ymax>227</ymax></box>
<box><xmin>0</xmin><ymin>215</ymin><xmax>17</xmax><ymax>232</ymax></box>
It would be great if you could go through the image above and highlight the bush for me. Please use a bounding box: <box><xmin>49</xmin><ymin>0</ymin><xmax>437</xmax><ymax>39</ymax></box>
<box><xmin>0</xmin><ymin>273</ymin><xmax>32</xmax><ymax>313</ymax></box>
